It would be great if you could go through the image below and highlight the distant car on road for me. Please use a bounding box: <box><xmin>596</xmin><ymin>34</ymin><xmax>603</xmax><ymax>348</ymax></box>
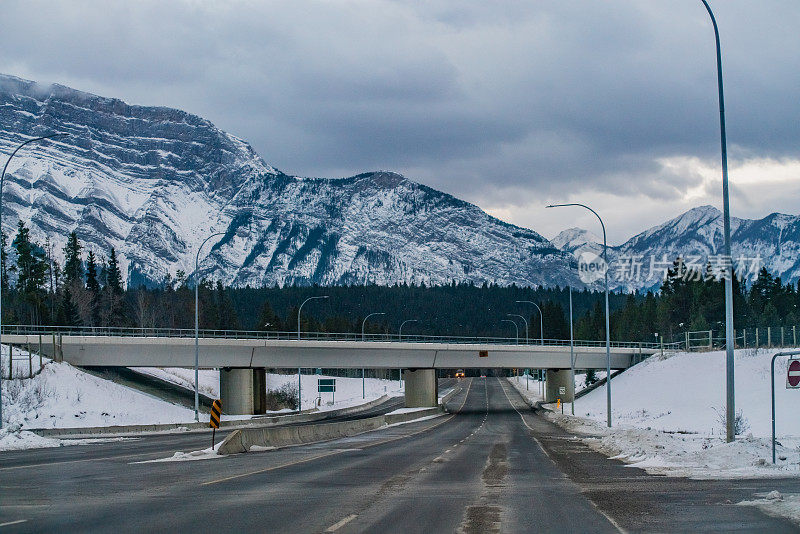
<box><xmin>455</xmin><ymin>369</ymin><xmax>465</xmax><ymax>379</ymax></box>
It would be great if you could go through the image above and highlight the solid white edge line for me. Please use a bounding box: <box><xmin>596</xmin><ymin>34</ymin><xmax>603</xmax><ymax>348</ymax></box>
<box><xmin>498</xmin><ymin>378</ymin><xmax>627</xmax><ymax>534</ymax></box>
<box><xmin>325</xmin><ymin>514</ymin><xmax>358</xmax><ymax>532</ymax></box>
<box><xmin>0</xmin><ymin>519</ymin><xmax>28</xmax><ymax>528</ymax></box>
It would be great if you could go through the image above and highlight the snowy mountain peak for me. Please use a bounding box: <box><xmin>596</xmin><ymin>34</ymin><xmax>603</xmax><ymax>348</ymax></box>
<box><xmin>551</xmin><ymin>227</ymin><xmax>603</xmax><ymax>254</ymax></box>
<box><xmin>1</xmin><ymin>74</ymin><xmax>581</xmax><ymax>289</ymax></box>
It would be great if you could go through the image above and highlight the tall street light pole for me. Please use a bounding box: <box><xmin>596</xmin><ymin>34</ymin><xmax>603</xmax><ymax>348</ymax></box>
<box><xmin>0</xmin><ymin>133</ymin><xmax>68</xmax><ymax>430</ymax></box>
<box><xmin>362</xmin><ymin>312</ymin><xmax>386</xmax><ymax>399</ymax></box>
<box><xmin>501</xmin><ymin>319</ymin><xmax>519</xmax><ymax>345</ymax></box>
<box><xmin>547</xmin><ymin>203</ymin><xmax>612</xmax><ymax>427</ymax></box>
<box><xmin>569</xmin><ymin>286</ymin><xmax>575</xmax><ymax>415</ymax></box>
<box><xmin>700</xmin><ymin>0</ymin><xmax>736</xmax><ymax>444</ymax></box>
<box><xmin>296</xmin><ymin>295</ymin><xmax>328</xmax><ymax>411</ymax></box>
<box><xmin>516</xmin><ymin>301</ymin><xmax>543</xmax><ymax>344</ymax></box>
<box><xmin>507</xmin><ymin>314</ymin><xmax>528</xmax><ymax>344</ymax></box>
<box><xmin>194</xmin><ymin>232</ymin><xmax>225</xmax><ymax>422</ymax></box>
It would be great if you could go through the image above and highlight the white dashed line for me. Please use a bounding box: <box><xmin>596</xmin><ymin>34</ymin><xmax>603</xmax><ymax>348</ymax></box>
<box><xmin>325</xmin><ymin>514</ymin><xmax>358</xmax><ymax>532</ymax></box>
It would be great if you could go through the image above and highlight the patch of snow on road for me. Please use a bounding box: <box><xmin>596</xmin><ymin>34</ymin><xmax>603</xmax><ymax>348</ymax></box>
<box><xmin>739</xmin><ymin>492</ymin><xmax>800</xmax><ymax>527</ymax></box>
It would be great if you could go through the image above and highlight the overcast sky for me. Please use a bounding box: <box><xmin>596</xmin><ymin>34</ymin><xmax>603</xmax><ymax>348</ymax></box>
<box><xmin>1</xmin><ymin>1</ymin><xmax>798</xmax><ymax>244</ymax></box>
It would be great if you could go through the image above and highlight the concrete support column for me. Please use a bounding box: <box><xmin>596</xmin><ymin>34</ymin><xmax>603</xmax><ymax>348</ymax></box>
<box><xmin>220</xmin><ymin>368</ymin><xmax>255</xmax><ymax>415</ymax></box>
<box><xmin>253</xmin><ymin>368</ymin><xmax>267</xmax><ymax>415</ymax></box>
<box><xmin>404</xmin><ymin>368</ymin><xmax>437</xmax><ymax>407</ymax></box>
<box><xmin>545</xmin><ymin>368</ymin><xmax>574</xmax><ymax>404</ymax></box>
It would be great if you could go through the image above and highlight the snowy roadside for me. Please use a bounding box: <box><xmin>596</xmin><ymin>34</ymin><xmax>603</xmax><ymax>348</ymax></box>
<box><xmin>508</xmin><ymin>348</ymin><xmax>800</xmax><ymax>480</ymax></box>
<box><xmin>508</xmin><ymin>348</ymin><xmax>800</xmax><ymax>527</ymax></box>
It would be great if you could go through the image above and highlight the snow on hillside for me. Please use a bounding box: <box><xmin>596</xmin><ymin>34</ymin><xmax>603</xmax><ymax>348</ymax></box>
<box><xmin>0</xmin><ymin>348</ymin><xmax>195</xmax><ymax>432</ymax></box>
<box><xmin>510</xmin><ymin>347</ymin><xmax>800</xmax><ymax>479</ymax></box>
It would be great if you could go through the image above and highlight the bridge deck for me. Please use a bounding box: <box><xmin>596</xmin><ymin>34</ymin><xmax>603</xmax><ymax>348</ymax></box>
<box><xmin>3</xmin><ymin>334</ymin><xmax>656</xmax><ymax>369</ymax></box>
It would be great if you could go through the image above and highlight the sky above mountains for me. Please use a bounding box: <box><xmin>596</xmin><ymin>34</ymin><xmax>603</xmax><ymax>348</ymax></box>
<box><xmin>0</xmin><ymin>1</ymin><xmax>798</xmax><ymax>245</ymax></box>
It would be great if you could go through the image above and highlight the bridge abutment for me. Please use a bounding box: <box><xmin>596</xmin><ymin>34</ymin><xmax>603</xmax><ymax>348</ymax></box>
<box><xmin>220</xmin><ymin>368</ymin><xmax>267</xmax><ymax>415</ymax></box>
<box><xmin>545</xmin><ymin>368</ymin><xmax>574</xmax><ymax>404</ymax></box>
<box><xmin>404</xmin><ymin>368</ymin><xmax>438</xmax><ymax>407</ymax></box>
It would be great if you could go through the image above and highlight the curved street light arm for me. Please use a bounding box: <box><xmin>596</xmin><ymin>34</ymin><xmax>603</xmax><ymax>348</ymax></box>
<box><xmin>362</xmin><ymin>312</ymin><xmax>387</xmax><ymax>340</ymax></box>
<box><xmin>399</xmin><ymin>319</ymin><xmax>419</xmax><ymax>338</ymax></box>
<box><xmin>507</xmin><ymin>314</ymin><xmax>528</xmax><ymax>344</ymax></box>
<box><xmin>516</xmin><ymin>300</ymin><xmax>544</xmax><ymax>344</ymax></box>
<box><xmin>501</xmin><ymin>319</ymin><xmax>519</xmax><ymax>345</ymax></box>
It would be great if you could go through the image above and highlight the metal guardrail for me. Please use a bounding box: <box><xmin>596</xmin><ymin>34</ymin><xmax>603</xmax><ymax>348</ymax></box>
<box><xmin>0</xmin><ymin>324</ymin><xmax>675</xmax><ymax>350</ymax></box>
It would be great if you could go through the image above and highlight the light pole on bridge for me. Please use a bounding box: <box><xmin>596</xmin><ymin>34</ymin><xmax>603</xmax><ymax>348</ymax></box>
<box><xmin>297</xmin><ymin>295</ymin><xmax>329</xmax><ymax>411</ymax></box>
<box><xmin>361</xmin><ymin>312</ymin><xmax>386</xmax><ymax>399</ymax></box>
<box><xmin>507</xmin><ymin>314</ymin><xmax>528</xmax><ymax>345</ymax></box>
<box><xmin>501</xmin><ymin>319</ymin><xmax>519</xmax><ymax>345</ymax></box>
<box><xmin>516</xmin><ymin>301</ymin><xmax>544</xmax><ymax>345</ymax></box>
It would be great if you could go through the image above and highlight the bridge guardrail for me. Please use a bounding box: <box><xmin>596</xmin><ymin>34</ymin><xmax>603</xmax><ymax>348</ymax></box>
<box><xmin>0</xmin><ymin>325</ymin><xmax>677</xmax><ymax>351</ymax></box>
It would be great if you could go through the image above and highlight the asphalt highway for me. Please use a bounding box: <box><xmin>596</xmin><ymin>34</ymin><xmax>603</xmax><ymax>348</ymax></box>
<box><xmin>1</xmin><ymin>378</ymin><xmax>798</xmax><ymax>533</ymax></box>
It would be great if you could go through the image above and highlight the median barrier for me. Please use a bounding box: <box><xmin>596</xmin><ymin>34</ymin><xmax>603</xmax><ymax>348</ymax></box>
<box><xmin>217</xmin><ymin>407</ymin><xmax>444</xmax><ymax>455</ymax></box>
<box><xmin>30</xmin><ymin>394</ymin><xmax>393</xmax><ymax>438</ymax></box>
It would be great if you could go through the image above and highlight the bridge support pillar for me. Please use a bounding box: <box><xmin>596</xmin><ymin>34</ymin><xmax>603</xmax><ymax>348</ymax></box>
<box><xmin>545</xmin><ymin>368</ymin><xmax>574</xmax><ymax>404</ymax></box>
<box><xmin>220</xmin><ymin>368</ymin><xmax>267</xmax><ymax>415</ymax></box>
<box><xmin>404</xmin><ymin>368</ymin><xmax>437</xmax><ymax>407</ymax></box>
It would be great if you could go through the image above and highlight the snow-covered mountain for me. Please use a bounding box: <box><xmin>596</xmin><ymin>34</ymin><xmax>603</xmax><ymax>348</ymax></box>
<box><xmin>0</xmin><ymin>74</ymin><xmax>578</xmax><ymax>289</ymax></box>
<box><xmin>563</xmin><ymin>205</ymin><xmax>800</xmax><ymax>290</ymax></box>
<box><xmin>551</xmin><ymin>227</ymin><xmax>603</xmax><ymax>256</ymax></box>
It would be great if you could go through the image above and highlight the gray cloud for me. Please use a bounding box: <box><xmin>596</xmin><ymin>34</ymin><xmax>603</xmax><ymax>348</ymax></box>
<box><xmin>0</xmin><ymin>0</ymin><xmax>797</xmax><ymax>239</ymax></box>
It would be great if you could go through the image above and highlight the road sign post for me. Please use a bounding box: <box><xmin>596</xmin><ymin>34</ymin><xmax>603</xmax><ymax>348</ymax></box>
<box><xmin>318</xmin><ymin>378</ymin><xmax>336</xmax><ymax>405</ymax></box>
<box><xmin>771</xmin><ymin>351</ymin><xmax>800</xmax><ymax>463</ymax></box>
<box><xmin>209</xmin><ymin>399</ymin><xmax>222</xmax><ymax>449</ymax></box>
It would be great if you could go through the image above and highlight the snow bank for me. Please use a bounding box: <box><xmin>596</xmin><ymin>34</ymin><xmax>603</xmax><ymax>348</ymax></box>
<box><xmin>509</xmin><ymin>347</ymin><xmax>800</xmax><ymax>479</ymax></box>
<box><xmin>575</xmin><ymin>347</ymin><xmax>800</xmax><ymax>438</ymax></box>
<box><xmin>1</xmin><ymin>349</ymin><xmax>195</xmax><ymax>432</ymax></box>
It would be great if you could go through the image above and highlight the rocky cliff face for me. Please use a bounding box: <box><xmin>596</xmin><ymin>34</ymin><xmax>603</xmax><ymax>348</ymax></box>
<box><xmin>0</xmin><ymin>74</ymin><xmax>579</xmax><ymax>289</ymax></box>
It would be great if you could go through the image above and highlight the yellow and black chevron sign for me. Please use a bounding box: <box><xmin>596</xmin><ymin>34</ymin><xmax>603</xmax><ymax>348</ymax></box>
<box><xmin>209</xmin><ymin>399</ymin><xmax>222</xmax><ymax>429</ymax></box>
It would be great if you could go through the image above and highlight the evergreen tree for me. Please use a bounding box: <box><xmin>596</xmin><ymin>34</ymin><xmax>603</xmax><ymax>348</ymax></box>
<box><xmin>56</xmin><ymin>284</ymin><xmax>80</xmax><ymax>326</ymax></box>
<box><xmin>257</xmin><ymin>300</ymin><xmax>283</xmax><ymax>331</ymax></box>
<box><xmin>85</xmin><ymin>251</ymin><xmax>101</xmax><ymax>326</ymax></box>
<box><xmin>103</xmin><ymin>247</ymin><xmax>125</xmax><ymax>326</ymax></box>
<box><xmin>63</xmin><ymin>231</ymin><xmax>82</xmax><ymax>285</ymax></box>
<box><xmin>12</xmin><ymin>221</ymin><xmax>48</xmax><ymax>323</ymax></box>
<box><xmin>0</xmin><ymin>231</ymin><xmax>8</xmax><ymax>291</ymax></box>
<box><xmin>106</xmin><ymin>248</ymin><xmax>122</xmax><ymax>293</ymax></box>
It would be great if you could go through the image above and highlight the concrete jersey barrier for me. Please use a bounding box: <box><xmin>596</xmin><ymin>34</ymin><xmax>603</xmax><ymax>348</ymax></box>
<box><xmin>31</xmin><ymin>394</ymin><xmax>393</xmax><ymax>438</ymax></box>
<box><xmin>218</xmin><ymin>406</ymin><xmax>443</xmax><ymax>455</ymax></box>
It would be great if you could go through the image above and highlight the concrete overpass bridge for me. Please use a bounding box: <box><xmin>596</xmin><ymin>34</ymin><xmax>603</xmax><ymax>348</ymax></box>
<box><xmin>2</xmin><ymin>326</ymin><xmax>663</xmax><ymax>414</ymax></box>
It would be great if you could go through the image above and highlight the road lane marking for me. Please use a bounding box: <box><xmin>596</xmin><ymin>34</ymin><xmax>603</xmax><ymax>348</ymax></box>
<box><xmin>0</xmin><ymin>520</ymin><xmax>28</xmax><ymax>528</ymax></box>
<box><xmin>498</xmin><ymin>378</ymin><xmax>626</xmax><ymax>534</ymax></box>
<box><xmin>325</xmin><ymin>514</ymin><xmax>358</xmax><ymax>532</ymax></box>
<box><xmin>202</xmin><ymin>450</ymin><xmax>344</xmax><ymax>486</ymax></box>
<box><xmin>202</xmin><ymin>378</ymin><xmax>475</xmax><ymax>486</ymax></box>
